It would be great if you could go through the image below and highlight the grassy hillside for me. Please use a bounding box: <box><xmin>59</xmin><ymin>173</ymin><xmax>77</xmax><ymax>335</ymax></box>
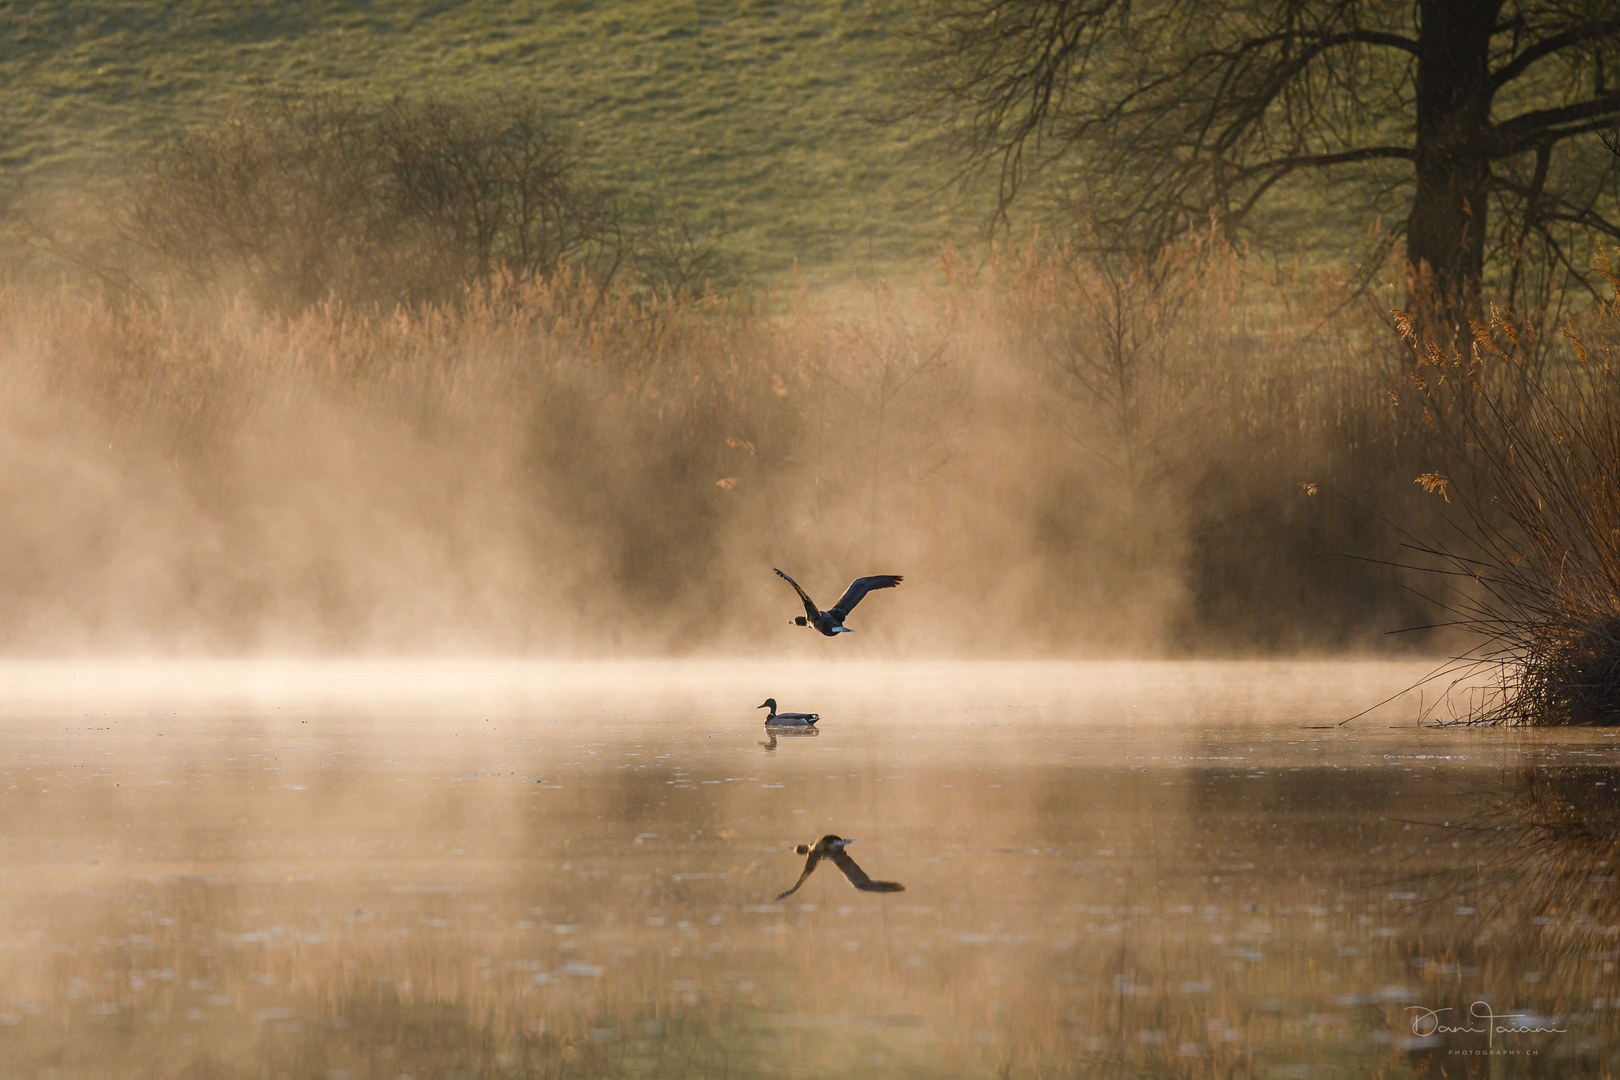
<box><xmin>0</xmin><ymin>0</ymin><xmax>973</xmax><ymax>282</ymax></box>
<box><xmin>10</xmin><ymin>3</ymin><xmax>1608</xmax><ymax>299</ymax></box>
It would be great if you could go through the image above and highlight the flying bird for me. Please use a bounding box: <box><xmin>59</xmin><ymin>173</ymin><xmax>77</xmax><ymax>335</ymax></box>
<box><xmin>774</xmin><ymin>835</ymin><xmax>905</xmax><ymax>901</ymax></box>
<box><xmin>758</xmin><ymin>698</ymin><xmax>819</xmax><ymax>726</ymax></box>
<box><xmin>774</xmin><ymin>568</ymin><xmax>902</xmax><ymax>636</ymax></box>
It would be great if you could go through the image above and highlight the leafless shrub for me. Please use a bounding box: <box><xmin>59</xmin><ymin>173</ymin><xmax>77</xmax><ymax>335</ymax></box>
<box><xmin>125</xmin><ymin>96</ymin><xmax>386</xmax><ymax>312</ymax></box>
<box><xmin>622</xmin><ymin>210</ymin><xmax>739</xmax><ymax>300</ymax></box>
<box><xmin>1395</xmin><ymin>257</ymin><xmax>1620</xmax><ymax>723</ymax></box>
<box><xmin>379</xmin><ymin>97</ymin><xmax>621</xmax><ymax>298</ymax></box>
<box><xmin>119</xmin><ymin>95</ymin><xmax>634</xmax><ymax>314</ymax></box>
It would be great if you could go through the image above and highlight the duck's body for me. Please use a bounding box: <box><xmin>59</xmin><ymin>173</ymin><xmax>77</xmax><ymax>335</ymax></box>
<box><xmin>774</xmin><ymin>569</ymin><xmax>902</xmax><ymax>636</ymax></box>
<box><xmin>774</xmin><ymin>835</ymin><xmax>905</xmax><ymax>901</ymax></box>
<box><xmin>758</xmin><ymin>698</ymin><xmax>818</xmax><ymax>726</ymax></box>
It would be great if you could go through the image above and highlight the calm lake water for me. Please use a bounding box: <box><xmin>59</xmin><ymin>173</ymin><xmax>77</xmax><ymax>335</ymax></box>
<box><xmin>0</xmin><ymin>659</ymin><xmax>1615</xmax><ymax>1079</ymax></box>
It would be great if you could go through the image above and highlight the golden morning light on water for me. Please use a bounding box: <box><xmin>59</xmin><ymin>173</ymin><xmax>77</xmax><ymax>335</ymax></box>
<box><xmin>1</xmin><ymin>1</ymin><xmax>1618</xmax><ymax>1075</ymax></box>
<box><xmin>0</xmin><ymin>661</ymin><xmax>1614</xmax><ymax>1076</ymax></box>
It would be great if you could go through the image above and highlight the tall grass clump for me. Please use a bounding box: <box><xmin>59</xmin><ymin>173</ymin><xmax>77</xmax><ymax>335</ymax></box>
<box><xmin>1396</xmin><ymin>254</ymin><xmax>1620</xmax><ymax>723</ymax></box>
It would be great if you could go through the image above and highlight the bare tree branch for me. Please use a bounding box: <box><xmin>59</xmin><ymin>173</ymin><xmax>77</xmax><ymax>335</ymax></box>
<box><xmin>1494</xmin><ymin>94</ymin><xmax>1620</xmax><ymax>154</ymax></box>
<box><xmin>1491</xmin><ymin>21</ymin><xmax>1620</xmax><ymax>88</ymax></box>
<box><xmin>905</xmin><ymin>0</ymin><xmax>1620</xmax><ymax>320</ymax></box>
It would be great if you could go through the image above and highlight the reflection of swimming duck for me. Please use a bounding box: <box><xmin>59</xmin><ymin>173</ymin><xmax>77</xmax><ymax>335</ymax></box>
<box><xmin>759</xmin><ymin>727</ymin><xmax>820</xmax><ymax>750</ymax></box>
<box><xmin>774</xmin><ymin>835</ymin><xmax>905</xmax><ymax>901</ymax></box>
<box><xmin>774</xmin><ymin>569</ymin><xmax>902</xmax><ymax>636</ymax></box>
<box><xmin>758</xmin><ymin>698</ymin><xmax>819</xmax><ymax>725</ymax></box>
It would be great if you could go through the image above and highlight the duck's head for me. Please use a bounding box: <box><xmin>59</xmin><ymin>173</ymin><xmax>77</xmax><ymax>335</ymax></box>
<box><xmin>794</xmin><ymin>843</ymin><xmax>810</xmax><ymax>855</ymax></box>
<box><xmin>757</xmin><ymin>698</ymin><xmax>777</xmax><ymax>713</ymax></box>
<box><xmin>793</xmin><ymin>615</ymin><xmax>809</xmax><ymax>627</ymax></box>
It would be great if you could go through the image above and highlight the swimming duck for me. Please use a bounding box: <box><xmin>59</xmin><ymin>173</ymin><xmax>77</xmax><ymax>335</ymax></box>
<box><xmin>758</xmin><ymin>698</ymin><xmax>819</xmax><ymax>726</ymax></box>
<box><xmin>774</xmin><ymin>835</ymin><xmax>905</xmax><ymax>901</ymax></box>
<box><xmin>774</xmin><ymin>569</ymin><xmax>902</xmax><ymax>636</ymax></box>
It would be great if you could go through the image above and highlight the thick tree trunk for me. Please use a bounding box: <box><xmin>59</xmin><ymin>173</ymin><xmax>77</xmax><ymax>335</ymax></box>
<box><xmin>1405</xmin><ymin>0</ymin><xmax>1502</xmax><ymax>339</ymax></box>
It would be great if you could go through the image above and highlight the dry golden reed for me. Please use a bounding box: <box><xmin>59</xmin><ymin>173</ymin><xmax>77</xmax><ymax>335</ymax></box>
<box><xmin>1391</xmin><ymin>253</ymin><xmax>1620</xmax><ymax>723</ymax></box>
<box><xmin>0</xmin><ymin>231</ymin><xmax>1608</xmax><ymax>662</ymax></box>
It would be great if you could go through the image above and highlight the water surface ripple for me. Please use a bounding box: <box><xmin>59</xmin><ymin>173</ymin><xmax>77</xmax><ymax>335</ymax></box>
<box><xmin>0</xmin><ymin>660</ymin><xmax>1613</xmax><ymax>1077</ymax></box>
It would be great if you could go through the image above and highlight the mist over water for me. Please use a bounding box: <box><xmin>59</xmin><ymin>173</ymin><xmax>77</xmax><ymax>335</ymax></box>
<box><xmin>0</xmin><ymin>7</ymin><xmax>1615</xmax><ymax>1077</ymax></box>
<box><xmin>0</xmin><ymin>246</ymin><xmax>1462</xmax><ymax>658</ymax></box>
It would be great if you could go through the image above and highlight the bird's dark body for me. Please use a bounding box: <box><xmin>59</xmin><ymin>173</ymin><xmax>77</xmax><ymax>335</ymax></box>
<box><xmin>774</xmin><ymin>569</ymin><xmax>902</xmax><ymax>636</ymax></box>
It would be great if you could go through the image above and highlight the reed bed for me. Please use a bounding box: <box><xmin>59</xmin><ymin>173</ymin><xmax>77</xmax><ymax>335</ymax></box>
<box><xmin>0</xmin><ymin>236</ymin><xmax>1480</xmax><ymax>658</ymax></box>
<box><xmin>1390</xmin><ymin>256</ymin><xmax>1620</xmax><ymax>723</ymax></box>
<box><xmin>6</xmin><ymin>226</ymin><xmax>1618</xmax><ymax>675</ymax></box>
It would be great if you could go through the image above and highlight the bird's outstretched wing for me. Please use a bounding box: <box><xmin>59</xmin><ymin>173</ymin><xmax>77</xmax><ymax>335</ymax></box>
<box><xmin>828</xmin><ymin>575</ymin><xmax>903</xmax><ymax>622</ymax></box>
<box><xmin>827</xmin><ymin>847</ymin><xmax>904</xmax><ymax>893</ymax></box>
<box><xmin>774</xmin><ymin>568</ymin><xmax>821</xmax><ymax>622</ymax></box>
<box><xmin>774</xmin><ymin>849</ymin><xmax>822</xmax><ymax>901</ymax></box>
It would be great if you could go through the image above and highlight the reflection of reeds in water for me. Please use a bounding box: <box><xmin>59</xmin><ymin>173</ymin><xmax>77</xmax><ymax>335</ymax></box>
<box><xmin>1395</xmin><ymin>763</ymin><xmax>1620</xmax><ymax>1075</ymax></box>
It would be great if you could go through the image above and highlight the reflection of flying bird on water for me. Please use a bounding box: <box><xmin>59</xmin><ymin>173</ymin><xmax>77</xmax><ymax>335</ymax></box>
<box><xmin>774</xmin><ymin>835</ymin><xmax>905</xmax><ymax>901</ymax></box>
<box><xmin>758</xmin><ymin>698</ymin><xmax>818</xmax><ymax>725</ymax></box>
<box><xmin>774</xmin><ymin>569</ymin><xmax>902</xmax><ymax>636</ymax></box>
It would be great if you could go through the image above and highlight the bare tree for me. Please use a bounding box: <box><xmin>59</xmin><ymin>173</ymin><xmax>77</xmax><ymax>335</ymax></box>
<box><xmin>380</xmin><ymin>97</ymin><xmax>621</xmax><ymax>292</ymax></box>
<box><xmin>799</xmin><ymin>301</ymin><xmax>964</xmax><ymax>566</ymax></box>
<box><xmin>121</xmin><ymin>95</ymin><xmax>629</xmax><ymax>313</ymax></box>
<box><xmin>907</xmin><ymin>0</ymin><xmax>1620</xmax><ymax>333</ymax></box>
<box><xmin>1028</xmin><ymin>256</ymin><xmax>1198</xmax><ymax>504</ymax></box>
<box><xmin>126</xmin><ymin>97</ymin><xmax>387</xmax><ymax>313</ymax></box>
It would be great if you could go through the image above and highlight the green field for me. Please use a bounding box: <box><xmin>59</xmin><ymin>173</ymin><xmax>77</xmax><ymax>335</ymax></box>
<box><xmin>1</xmin><ymin>0</ymin><xmax>978</xmax><ymax>282</ymax></box>
<box><xmin>10</xmin><ymin>3</ymin><xmax>1606</xmax><ymax>294</ymax></box>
